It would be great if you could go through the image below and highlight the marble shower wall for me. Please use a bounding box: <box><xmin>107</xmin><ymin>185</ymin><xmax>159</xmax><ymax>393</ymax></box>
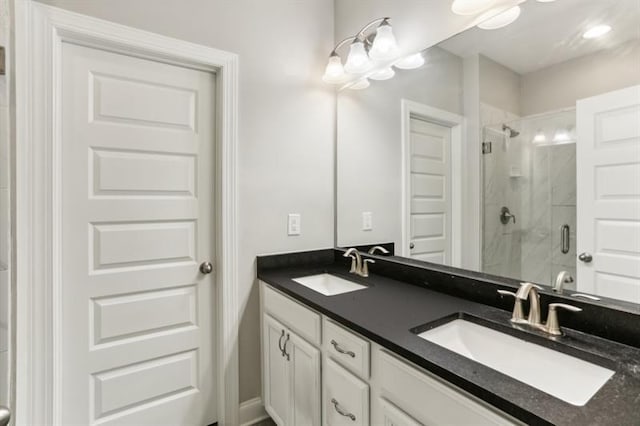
<box><xmin>481</xmin><ymin>103</ymin><xmax>521</xmax><ymax>280</ymax></box>
<box><xmin>482</xmin><ymin>106</ymin><xmax>577</xmax><ymax>287</ymax></box>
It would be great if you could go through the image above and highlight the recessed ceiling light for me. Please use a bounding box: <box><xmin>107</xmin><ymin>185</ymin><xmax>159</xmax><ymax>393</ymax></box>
<box><xmin>477</xmin><ymin>6</ymin><xmax>521</xmax><ymax>30</ymax></box>
<box><xmin>451</xmin><ymin>0</ymin><xmax>496</xmax><ymax>16</ymax></box>
<box><xmin>583</xmin><ymin>25</ymin><xmax>612</xmax><ymax>39</ymax></box>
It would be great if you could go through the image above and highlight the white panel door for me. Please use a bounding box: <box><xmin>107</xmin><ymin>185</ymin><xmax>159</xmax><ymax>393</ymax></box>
<box><xmin>61</xmin><ymin>42</ymin><xmax>216</xmax><ymax>425</ymax></box>
<box><xmin>576</xmin><ymin>85</ymin><xmax>640</xmax><ymax>303</ymax></box>
<box><xmin>408</xmin><ymin>118</ymin><xmax>452</xmax><ymax>264</ymax></box>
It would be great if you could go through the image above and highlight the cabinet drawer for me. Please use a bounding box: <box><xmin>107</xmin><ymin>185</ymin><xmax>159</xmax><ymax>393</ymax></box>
<box><xmin>262</xmin><ymin>282</ymin><xmax>321</xmax><ymax>345</ymax></box>
<box><xmin>323</xmin><ymin>358</ymin><xmax>369</xmax><ymax>426</ymax></box>
<box><xmin>323</xmin><ymin>318</ymin><xmax>370</xmax><ymax>379</ymax></box>
<box><xmin>377</xmin><ymin>349</ymin><xmax>519</xmax><ymax>426</ymax></box>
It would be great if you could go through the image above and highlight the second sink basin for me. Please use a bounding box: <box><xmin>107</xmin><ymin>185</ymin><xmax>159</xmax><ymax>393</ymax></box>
<box><xmin>415</xmin><ymin>319</ymin><xmax>614</xmax><ymax>406</ymax></box>
<box><xmin>292</xmin><ymin>273</ymin><xmax>367</xmax><ymax>296</ymax></box>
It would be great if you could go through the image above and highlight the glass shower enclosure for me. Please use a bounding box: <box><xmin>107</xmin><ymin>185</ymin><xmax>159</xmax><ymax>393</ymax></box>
<box><xmin>481</xmin><ymin>109</ymin><xmax>577</xmax><ymax>288</ymax></box>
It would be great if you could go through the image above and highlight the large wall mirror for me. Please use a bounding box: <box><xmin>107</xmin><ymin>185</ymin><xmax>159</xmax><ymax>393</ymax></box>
<box><xmin>336</xmin><ymin>0</ymin><xmax>640</xmax><ymax>305</ymax></box>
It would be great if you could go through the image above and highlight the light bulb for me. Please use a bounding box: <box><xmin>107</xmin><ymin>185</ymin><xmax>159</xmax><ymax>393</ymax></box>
<box><xmin>369</xmin><ymin>21</ymin><xmax>399</xmax><ymax>60</ymax></box>
<box><xmin>370</xmin><ymin>67</ymin><xmax>395</xmax><ymax>81</ymax></box>
<box><xmin>322</xmin><ymin>54</ymin><xmax>346</xmax><ymax>84</ymax></box>
<box><xmin>477</xmin><ymin>6</ymin><xmax>521</xmax><ymax>30</ymax></box>
<box><xmin>583</xmin><ymin>25</ymin><xmax>612</xmax><ymax>39</ymax></box>
<box><xmin>344</xmin><ymin>40</ymin><xmax>371</xmax><ymax>74</ymax></box>
<box><xmin>451</xmin><ymin>0</ymin><xmax>496</xmax><ymax>16</ymax></box>
<box><xmin>533</xmin><ymin>131</ymin><xmax>546</xmax><ymax>143</ymax></box>
<box><xmin>553</xmin><ymin>129</ymin><xmax>571</xmax><ymax>143</ymax></box>
<box><xmin>350</xmin><ymin>78</ymin><xmax>370</xmax><ymax>90</ymax></box>
<box><xmin>395</xmin><ymin>53</ymin><xmax>425</xmax><ymax>70</ymax></box>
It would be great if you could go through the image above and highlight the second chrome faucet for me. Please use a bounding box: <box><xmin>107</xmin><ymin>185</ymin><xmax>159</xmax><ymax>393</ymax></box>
<box><xmin>498</xmin><ymin>282</ymin><xmax>582</xmax><ymax>336</ymax></box>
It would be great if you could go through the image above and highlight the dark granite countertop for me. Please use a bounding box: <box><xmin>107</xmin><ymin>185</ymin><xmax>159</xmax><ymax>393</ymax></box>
<box><xmin>257</xmin><ymin>256</ymin><xmax>640</xmax><ymax>426</ymax></box>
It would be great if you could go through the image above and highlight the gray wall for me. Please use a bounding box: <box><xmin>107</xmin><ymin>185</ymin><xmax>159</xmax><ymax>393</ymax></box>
<box><xmin>521</xmin><ymin>40</ymin><xmax>640</xmax><ymax>115</ymax></box>
<box><xmin>36</xmin><ymin>0</ymin><xmax>336</xmax><ymax>403</ymax></box>
<box><xmin>479</xmin><ymin>55</ymin><xmax>521</xmax><ymax>116</ymax></box>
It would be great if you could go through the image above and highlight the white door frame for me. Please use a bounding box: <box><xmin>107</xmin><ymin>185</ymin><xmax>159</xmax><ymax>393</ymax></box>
<box><xmin>400</xmin><ymin>99</ymin><xmax>464</xmax><ymax>266</ymax></box>
<box><xmin>15</xmin><ymin>2</ymin><xmax>239</xmax><ymax>425</ymax></box>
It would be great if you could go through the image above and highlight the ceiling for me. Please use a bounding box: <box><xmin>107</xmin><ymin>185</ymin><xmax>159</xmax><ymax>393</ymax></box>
<box><xmin>439</xmin><ymin>0</ymin><xmax>640</xmax><ymax>75</ymax></box>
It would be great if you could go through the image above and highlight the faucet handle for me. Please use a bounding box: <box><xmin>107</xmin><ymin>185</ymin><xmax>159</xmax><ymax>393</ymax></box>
<box><xmin>343</xmin><ymin>251</ymin><xmax>357</xmax><ymax>273</ymax></box>
<box><xmin>497</xmin><ymin>290</ymin><xmax>526</xmax><ymax>323</ymax></box>
<box><xmin>545</xmin><ymin>303</ymin><xmax>582</xmax><ymax>336</ymax></box>
<box><xmin>362</xmin><ymin>258</ymin><xmax>375</xmax><ymax>277</ymax></box>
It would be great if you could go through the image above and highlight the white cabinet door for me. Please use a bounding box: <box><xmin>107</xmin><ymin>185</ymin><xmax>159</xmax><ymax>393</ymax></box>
<box><xmin>576</xmin><ymin>85</ymin><xmax>640</xmax><ymax>303</ymax></box>
<box><xmin>288</xmin><ymin>332</ymin><xmax>321</xmax><ymax>426</ymax></box>
<box><xmin>263</xmin><ymin>315</ymin><xmax>291</xmax><ymax>426</ymax></box>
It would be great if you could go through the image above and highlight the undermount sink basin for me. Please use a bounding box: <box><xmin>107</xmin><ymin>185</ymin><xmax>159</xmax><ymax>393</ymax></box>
<box><xmin>292</xmin><ymin>273</ymin><xmax>367</xmax><ymax>296</ymax></box>
<box><xmin>416</xmin><ymin>319</ymin><xmax>614</xmax><ymax>406</ymax></box>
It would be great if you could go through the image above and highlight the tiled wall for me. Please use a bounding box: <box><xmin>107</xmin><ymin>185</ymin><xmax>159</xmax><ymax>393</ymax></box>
<box><xmin>0</xmin><ymin>0</ymin><xmax>11</xmax><ymax>408</ymax></box>
<box><xmin>481</xmin><ymin>103</ymin><xmax>522</xmax><ymax>280</ymax></box>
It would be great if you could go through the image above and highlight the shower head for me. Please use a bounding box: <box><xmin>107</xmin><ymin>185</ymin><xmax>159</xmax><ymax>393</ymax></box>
<box><xmin>502</xmin><ymin>124</ymin><xmax>520</xmax><ymax>138</ymax></box>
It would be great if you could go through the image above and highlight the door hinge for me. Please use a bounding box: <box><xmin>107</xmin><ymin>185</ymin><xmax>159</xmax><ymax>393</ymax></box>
<box><xmin>0</xmin><ymin>46</ymin><xmax>5</xmax><ymax>75</ymax></box>
<box><xmin>482</xmin><ymin>141</ymin><xmax>492</xmax><ymax>154</ymax></box>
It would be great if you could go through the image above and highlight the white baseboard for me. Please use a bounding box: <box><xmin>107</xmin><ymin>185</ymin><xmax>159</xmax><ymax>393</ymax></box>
<box><xmin>239</xmin><ymin>397</ymin><xmax>270</xmax><ymax>426</ymax></box>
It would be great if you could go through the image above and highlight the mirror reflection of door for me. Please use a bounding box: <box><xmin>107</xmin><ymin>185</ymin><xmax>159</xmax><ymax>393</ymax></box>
<box><xmin>576</xmin><ymin>85</ymin><xmax>640</xmax><ymax>302</ymax></box>
<box><xmin>407</xmin><ymin>117</ymin><xmax>452</xmax><ymax>264</ymax></box>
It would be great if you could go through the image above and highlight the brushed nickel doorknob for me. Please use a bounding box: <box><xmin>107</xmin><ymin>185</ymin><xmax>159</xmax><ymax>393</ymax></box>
<box><xmin>410</xmin><ymin>242</ymin><xmax>415</xmax><ymax>249</ymax></box>
<box><xmin>578</xmin><ymin>253</ymin><xmax>593</xmax><ymax>263</ymax></box>
<box><xmin>199</xmin><ymin>261</ymin><xmax>214</xmax><ymax>274</ymax></box>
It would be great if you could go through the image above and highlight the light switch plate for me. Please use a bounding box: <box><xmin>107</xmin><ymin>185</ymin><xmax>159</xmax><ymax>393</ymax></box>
<box><xmin>362</xmin><ymin>212</ymin><xmax>373</xmax><ymax>231</ymax></box>
<box><xmin>288</xmin><ymin>213</ymin><xmax>301</xmax><ymax>236</ymax></box>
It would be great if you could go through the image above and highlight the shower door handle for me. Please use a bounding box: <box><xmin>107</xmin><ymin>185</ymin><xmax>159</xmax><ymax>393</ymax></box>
<box><xmin>560</xmin><ymin>224</ymin><xmax>570</xmax><ymax>254</ymax></box>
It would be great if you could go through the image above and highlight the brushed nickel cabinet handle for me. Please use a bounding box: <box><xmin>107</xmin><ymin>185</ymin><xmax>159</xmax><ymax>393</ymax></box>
<box><xmin>331</xmin><ymin>398</ymin><xmax>356</xmax><ymax>421</ymax></box>
<box><xmin>283</xmin><ymin>333</ymin><xmax>290</xmax><ymax>361</ymax></box>
<box><xmin>278</xmin><ymin>329</ymin><xmax>286</xmax><ymax>357</ymax></box>
<box><xmin>331</xmin><ymin>339</ymin><xmax>355</xmax><ymax>358</ymax></box>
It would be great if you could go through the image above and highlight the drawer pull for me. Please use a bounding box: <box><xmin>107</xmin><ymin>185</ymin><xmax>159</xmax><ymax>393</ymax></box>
<box><xmin>283</xmin><ymin>333</ymin><xmax>291</xmax><ymax>361</ymax></box>
<box><xmin>278</xmin><ymin>329</ymin><xmax>286</xmax><ymax>357</ymax></box>
<box><xmin>331</xmin><ymin>398</ymin><xmax>356</xmax><ymax>421</ymax></box>
<box><xmin>331</xmin><ymin>340</ymin><xmax>355</xmax><ymax>358</ymax></box>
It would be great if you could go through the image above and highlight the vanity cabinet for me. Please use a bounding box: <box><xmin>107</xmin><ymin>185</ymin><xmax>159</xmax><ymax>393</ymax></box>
<box><xmin>260</xmin><ymin>281</ymin><xmax>520</xmax><ymax>426</ymax></box>
<box><xmin>262</xmin><ymin>286</ymin><xmax>322</xmax><ymax>426</ymax></box>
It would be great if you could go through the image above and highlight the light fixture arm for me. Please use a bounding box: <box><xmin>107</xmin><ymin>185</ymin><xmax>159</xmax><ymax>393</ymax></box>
<box><xmin>355</xmin><ymin>17</ymin><xmax>390</xmax><ymax>41</ymax></box>
<box><xmin>327</xmin><ymin>17</ymin><xmax>391</xmax><ymax>56</ymax></box>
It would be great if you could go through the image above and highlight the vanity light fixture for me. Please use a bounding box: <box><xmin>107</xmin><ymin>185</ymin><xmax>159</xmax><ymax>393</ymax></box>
<box><xmin>322</xmin><ymin>17</ymin><xmax>401</xmax><ymax>86</ymax></box>
<box><xmin>344</xmin><ymin>39</ymin><xmax>372</xmax><ymax>74</ymax></box>
<box><xmin>477</xmin><ymin>6</ymin><xmax>521</xmax><ymax>30</ymax></box>
<box><xmin>395</xmin><ymin>52</ymin><xmax>425</xmax><ymax>70</ymax></box>
<box><xmin>533</xmin><ymin>130</ymin><xmax>547</xmax><ymax>143</ymax></box>
<box><xmin>553</xmin><ymin>128</ymin><xmax>571</xmax><ymax>143</ymax></box>
<box><xmin>370</xmin><ymin>67</ymin><xmax>396</xmax><ymax>81</ymax></box>
<box><xmin>583</xmin><ymin>25</ymin><xmax>612</xmax><ymax>39</ymax></box>
<box><xmin>350</xmin><ymin>78</ymin><xmax>371</xmax><ymax>90</ymax></box>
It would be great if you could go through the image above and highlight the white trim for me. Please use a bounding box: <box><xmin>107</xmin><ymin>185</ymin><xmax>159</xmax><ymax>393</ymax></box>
<box><xmin>15</xmin><ymin>2</ymin><xmax>239</xmax><ymax>425</ymax></box>
<box><xmin>400</xmin><ymin>100</ymin><xmax>464</xmax><ymax>267</ymax></box>
<box><xmin>239</xmin><ymin>397</ymin><xmax>270</xmax><ymax>426</ymax></box>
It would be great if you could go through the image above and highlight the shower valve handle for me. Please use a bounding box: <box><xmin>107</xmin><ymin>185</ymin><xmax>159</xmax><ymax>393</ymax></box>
<box><xmin>500</xmin><ymin>206</ymin><xmax>516</xmax><ymax>225</ymax></box>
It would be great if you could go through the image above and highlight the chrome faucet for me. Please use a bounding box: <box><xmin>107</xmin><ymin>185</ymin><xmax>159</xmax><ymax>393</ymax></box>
<box><xmin>553</xmin><ymin>271</ymin><xmax>574</xmax><ymax>293</ymax></box>
<box><xmin>515</xmin><ymin>282</ymin><xmax>542</xmax><ymax>326</ymax></box>
<box><xmin>498</xmin><ymin>282</ymin><xmax>582</xmax><ymax>336</ymax></box>
<box><xmin>344</xmin><ymin>248</ymin><xmax>362</xmax><ymax>274</ymax></box>
<box><xmin>368</xmin><ymin>245</ymin><xmax>389</xmax><ymax>255</ymax></box>
<box><xmin>343</xmin><ymin>248</ymin><xmax>374</xmax><ymax>277</ymax></box>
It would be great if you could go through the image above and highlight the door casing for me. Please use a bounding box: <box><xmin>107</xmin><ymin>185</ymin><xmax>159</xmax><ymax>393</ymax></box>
<box><xmin>15</xmin><ymin>2</ymin><xmax>239</xmax><ymax>425</ymax></box>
